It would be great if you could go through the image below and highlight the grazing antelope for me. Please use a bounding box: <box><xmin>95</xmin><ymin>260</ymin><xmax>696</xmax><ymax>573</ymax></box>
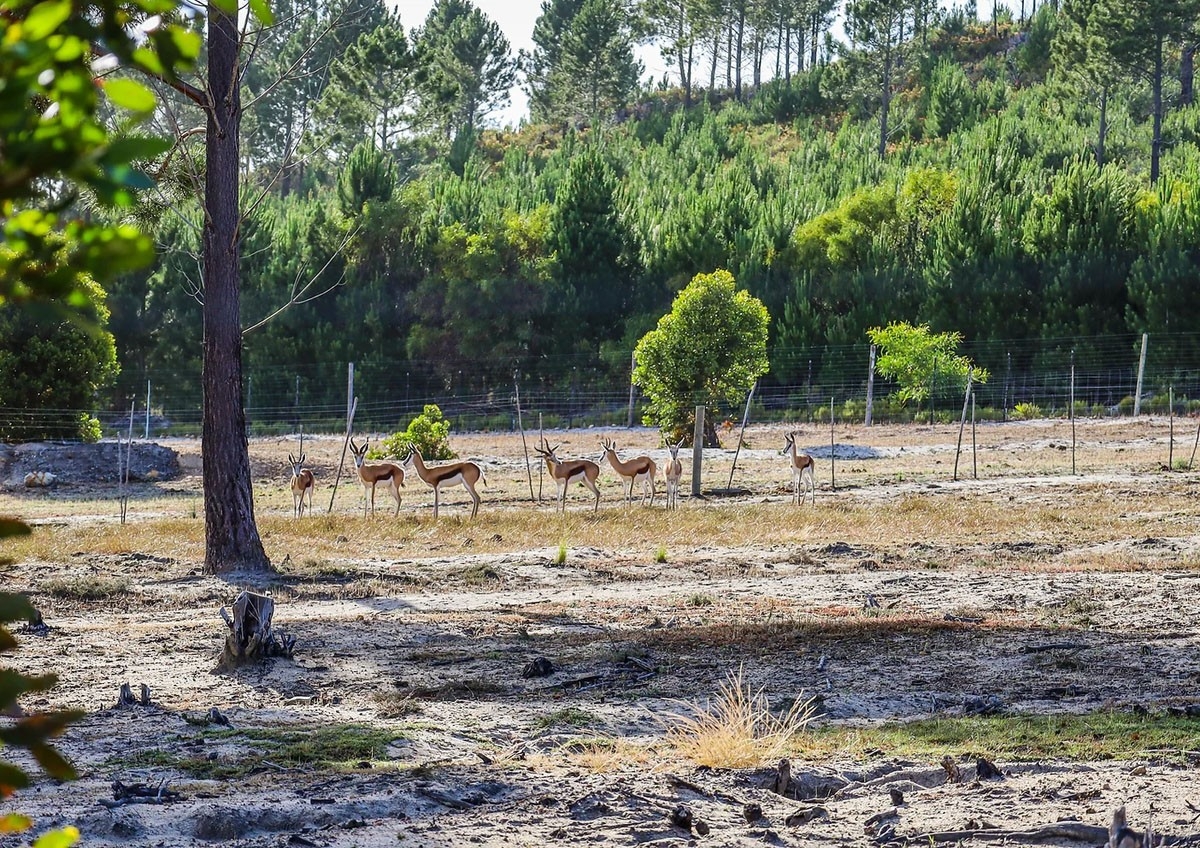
<box><xmin>288</xmin><ymin>452</ymin><xmax>315</xmax><ymax>518</ymax></box>
<box><xmin>535</xmin><ymin>439</ymin><xmax>601</xmax><ymax>513</ymax></box>
<box><xmin>402</xmin><ymin>447</ymin><xmax>486</xmax><ymax>519</ymax></box>
<box><xmin>781</xmin><ymin>431</ymin><xmax>816</xmax><ymax>505</ymax></box>
<box><xmin>349</xmin><ymin>438</ymin><xmax>404</xmax><ymax>517</ymax></box>
<box><xmin>663</xmin><ymin>439</ymin><xmax>684</xmax><ymax>510</ymax></box>
<box><xmin>599</xmin><ymin>437</ymin><xmax>656</xmax><ymax>506</ymax></box>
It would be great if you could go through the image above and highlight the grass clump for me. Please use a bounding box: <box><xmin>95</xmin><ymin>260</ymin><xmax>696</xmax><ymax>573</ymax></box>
<box><xmin>41</xmin><ymin>575</ymin><xmax>130</xmax><ymax>600</ymax></box>
<box><xmin>554</xmin><ymin>541</ymin><xmax>568</xmax><ymax>565</ymax></box>
<box><xmin>110</xmin><ymin>724</ymin><xmax>402</xmax><ymax>780</ymax></box>
<box><xmin>666</xmin><ymin>668</ymin><xmax>816</xmax><ymax>769</ymax></box>
<box><xmin>655</xmin><ymin>545</ymin><xmax>668</xmax><ymax>563</ymax></box>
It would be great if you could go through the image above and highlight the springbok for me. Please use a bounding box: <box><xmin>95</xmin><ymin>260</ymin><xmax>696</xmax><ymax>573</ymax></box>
<box><xmin>599</xmin><ymin>437</ymin><xmax>656</xmax><ymax>506</ymax></box>
<box><xmin>663</xmin><ymin>439</ymin><xmax>684</xmax><ymax>510</ymax></box>
<box><xmin>402</xmin><ymin>447</ymin><xmax>486</xmax><ymax>519</ymax></box>
<box><xmin>535</xmin><ymin>439</ymin><xmax>601</xmax><ymax>513</ymax></box>
<box><xmin>349</xmin><ymin>438</ymin><xmax>404</xmax><ymax>517</ymax></box>
<box><xmin>288</xmin><ymin>452</ymin><xmax>315</xmax><ymax>518</ymax></box>
<box><xmin>781</xmin><ymin>431</ymin><xmax>815</xmax><ymax>505</ymax></box>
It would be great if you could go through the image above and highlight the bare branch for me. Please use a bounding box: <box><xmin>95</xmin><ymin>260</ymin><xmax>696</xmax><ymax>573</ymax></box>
<box><xmin>241</xmin><ymin>225</ymin><xmax>360</xmax><ymax>335</ymax></box>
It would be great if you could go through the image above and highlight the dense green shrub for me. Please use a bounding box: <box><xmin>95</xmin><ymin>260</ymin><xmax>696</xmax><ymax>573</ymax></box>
<box><xmin>375</xmin><ymin>404</ymin><xmax>455</xmax><ymax>460</ymax></box>
<box><xmin>0</xmin><ymin>271</ymin><xmax>118</xmax><ymax>443</ymax></box>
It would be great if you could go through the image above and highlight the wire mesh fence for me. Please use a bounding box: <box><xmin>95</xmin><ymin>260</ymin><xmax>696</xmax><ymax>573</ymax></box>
<box><xmin>7</xmin><ymin>332</ymin><xmax>1200</xmax><ymax>441</ymax></box>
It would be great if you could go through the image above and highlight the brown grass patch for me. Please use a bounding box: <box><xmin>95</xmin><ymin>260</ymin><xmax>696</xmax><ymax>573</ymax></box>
<box><xmin>665</xmin><ymin>668</ymin><xmax>817</xmax><ymax>768</ymax></box>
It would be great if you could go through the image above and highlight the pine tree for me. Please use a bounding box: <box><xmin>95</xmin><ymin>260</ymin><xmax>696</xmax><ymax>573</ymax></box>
<box><xmin>414</xmin><ymin>0</ymin><xmax>517</xmax><ymax>136</ymax></box>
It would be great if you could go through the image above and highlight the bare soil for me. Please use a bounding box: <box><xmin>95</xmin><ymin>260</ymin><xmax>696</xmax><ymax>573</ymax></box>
<box><xmin>3</xmin><ymin>418</ymin><xmax>1200</xmax><ymax>847</ymax></box>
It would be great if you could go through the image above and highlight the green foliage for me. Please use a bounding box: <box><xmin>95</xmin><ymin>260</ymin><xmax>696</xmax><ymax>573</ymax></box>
<box><xmin>633</xmin><ymin>270</ymin><xmax>770</xmax><ymax>442</ymax></box>
<box><xmin>337</xmin><ymin>142</ymin><xmax>396</xmax><ymax>216</ymax></box>
<box><xmin>1</xmin><ymin>521</ymin><xmax>82</xmax><ymax>808</ymax></box>
<box><xmin>1012</xmin><ymin>401</ymin><xmax>1044</xmax><ymax>420</ymax></box>
<box><xmin>0</xmin><ymin>0</ymin><xmax>198</xmax><ymax>308</ymax></box>
<box><xmin>868</xmin><ymin>321</ymin><xmax>988</xmax><ymax>405</ymax></box>
<box><xmin>1016</xmin><ymin>4</ymin><xmax>1058</xmax><ymax>82</ymax></box>
<box><xmin>313</xmin><ymin>8</ymin><xmax>413</xmax><ymax>157</ymax></box>
<box><xmin>377</xmin><ymin>404</ymin><xmax>455</xmax><ymax>460</ymax></box>
<box><xmin>0</xmin><ymin>266</ymin><xmax>119</xmax><ymax>442</ymax></box>
<box><xmin>925</xmin><ymin>59</ymin><xmax>976</xmax><ymax>138</ymax></box>
<box><xmin>536</xmin><ymin>0</ymin><xmax>641</xmax><ymax>121</ymax></box>
<box><xmin>413</xmin><ymin>0</ymin><xmax>516</xmax><ymax>136</ymax></box>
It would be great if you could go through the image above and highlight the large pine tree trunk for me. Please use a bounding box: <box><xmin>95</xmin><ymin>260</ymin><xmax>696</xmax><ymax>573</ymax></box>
<box><xmin>202</xmin><ymin>2</ymin><xmax>270</xmax><ymax>575</ymax></box>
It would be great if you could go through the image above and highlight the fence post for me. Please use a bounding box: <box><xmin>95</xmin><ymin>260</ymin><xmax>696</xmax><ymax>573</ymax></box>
<box><xmin>1169</xmin><ymin>385</ymin><xmax>1175</xmax><ymax>469</ymax></box>
<box><xmin>692</xmin><ymin>405</ymin><xmax>704</xmax><ymax>497</ymax></box>
<box><xmin>1134</xmin><ymin>333</ymin><xmax>1148</xmax><ymax>416</ymax></box>
<box><xmin>514</xmin><ymin>370</ymin><xmax>535</xmax><ymax>503</ymax></box>
<box><xmin>954</xmin><ymin>367</ymin><xmax>973</xmax><ymax>481</ymax></box>
<box><xmin>347</xmin><ymin>362</ymin><xmax>355</xmax><ymax>425</ymax></box>
<box><xmin>971</xmin><ymin>391</ymin><xmax>977</xmax><ymax>479</ymax></box>
<box><xmin>865</xmin><ymin>344</ymin><xmax>876</xmax><ymax>426</ymax></box>
<box><xmin>1004</xmin><ymin>352</ymin><xmax>1012</xmax><ymax>422</ymax></box>
<box><xmin>627</xmin><ymin>351</ymin><xmax>637</xmax><ymax>428</ymax></box>
<box><xmin>328</xmin><ymin>397</ymin><xmax>358</xmax><ymax>514</ymax></box>
<box><xmin>829</xmin><ymin>396</ymin><xmax>836</xmax><ymax>492</ymax></box>
<box><xmin>145</xmin><ymin>379</ymin><xmax>151</xmax><ymax>439</ymax></box>
<box><xmin>929</xmin><ymin>357</ymin><xmax>938</xmax><ymax>426</ymax></box>
<box><xmin>726</xmin><ymin>382</ymin><xmax>757</xmax><ymax>491</ymax></box>
<box><xmin>1070</xmin><ymin>351</ymin><xmax>1076</xmax><ymax>475</ymax></box>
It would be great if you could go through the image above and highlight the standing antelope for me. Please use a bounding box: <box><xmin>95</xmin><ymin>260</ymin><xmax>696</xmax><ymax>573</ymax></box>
<box><xmin>289</xmin><ymin>452</ymin><xmax>315</xmax><ymax>518</ymax></box>
<box><xmin>402</xmin><ymin>447</ymin><xmax>486</xmax><ymax>519</ymax></box>
<box><xmin>781</xmin><ymin>431</ymin><xmax>816</xmax><ymax>505</ymax></box>
<box><xmin>663</xmin><ymin>439</ymin><xmax>684</xmax><ymax>510</ymax></box>
<box><xmin>349</xmin><ymin>438</ymin><xmax>404</xmax><ymax>517</ymax></box>
<box><xmin>599</xmin><ymin>437</ymin><xmax>657</xmax><ymax>506</ymax></box>
<box><xmin>535</xmin><ymin>439</ymin><xmax>601</xmax><ymax>513</ymax></box>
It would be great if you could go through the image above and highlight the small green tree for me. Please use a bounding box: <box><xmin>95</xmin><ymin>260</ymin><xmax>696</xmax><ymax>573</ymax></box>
<box><xmin>868</xmin><ymin>321</ymin><xmax>988</xmax><ymax>405</ymax></box>
<box><xmin>376</xmin><ymin>404</ymin><xmax>456</xmax><ymax>460</ymax></box>
<box><xmin>0</xmin><ymin>267</ymin><xmax>119</xmax><ymax>442</ymax></box>
<box><xmin>633</xmin><ymin>270</ymin><xmax>769</xmax><ymax>445</ymax></box>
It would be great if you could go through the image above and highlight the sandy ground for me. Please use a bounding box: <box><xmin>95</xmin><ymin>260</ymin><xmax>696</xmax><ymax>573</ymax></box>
<box><xmin>3</xmin><ymin>418</ymin><xmax>1200</xmax><ymax>846</ymax></box>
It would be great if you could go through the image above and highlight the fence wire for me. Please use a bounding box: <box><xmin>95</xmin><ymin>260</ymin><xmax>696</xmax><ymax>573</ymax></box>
<box><xmin>7</xmin><ymin>332</ymin><xmax>1200</xmax><ymax>439</ymax></box>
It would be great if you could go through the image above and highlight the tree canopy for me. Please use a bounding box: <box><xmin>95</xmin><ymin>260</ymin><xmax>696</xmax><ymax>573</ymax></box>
<box><xmin>633</xmin><ymin>269</ymin><xmax>769</xmax><ymax>443</ymax></box>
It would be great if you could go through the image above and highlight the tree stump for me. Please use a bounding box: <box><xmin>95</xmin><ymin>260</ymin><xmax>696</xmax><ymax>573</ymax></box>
<box><xmin>216</xmin><ymin>591</ymin><xmax>294</xmax><ymax>671</ymax></box>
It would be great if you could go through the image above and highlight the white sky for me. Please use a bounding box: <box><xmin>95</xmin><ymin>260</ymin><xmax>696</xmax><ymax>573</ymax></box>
<box><xmin>395</xmin><ymin>1</ymin><xmax>1026</xmax><ymax>129</ymax></box>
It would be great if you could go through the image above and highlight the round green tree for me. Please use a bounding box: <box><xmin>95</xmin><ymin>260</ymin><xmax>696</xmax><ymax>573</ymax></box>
<box><xmin>633</xmin><ymin>269</ymin><xmax>769</xmax><ymax>445</ymax></box>
<box><xmin>0</xmin><ymin>265</ymin><xmax>118</xmax><ymax>442</ymax></box>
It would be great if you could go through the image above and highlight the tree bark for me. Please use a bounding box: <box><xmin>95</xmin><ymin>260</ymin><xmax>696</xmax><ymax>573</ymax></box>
<box><xmin>202</xmin><ymin>2</ymin><xmax>270</xmax><ymax>574</ymax></box>
<box><xmin>1096</xmin><ymin>85</ymin><xmax>1108</xmax><ymax>167</ymax></box>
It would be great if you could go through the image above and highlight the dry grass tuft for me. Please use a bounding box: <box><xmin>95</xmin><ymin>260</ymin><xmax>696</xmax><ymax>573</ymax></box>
<box><xmin>40</xmin><ymin>575</ymin><xmax>131</xmax><ymax>600</ymax></box>
<box><xmin>665</xmin><ymin>668</ymin><xmax>816</xmax><ymax>769</ymax></box>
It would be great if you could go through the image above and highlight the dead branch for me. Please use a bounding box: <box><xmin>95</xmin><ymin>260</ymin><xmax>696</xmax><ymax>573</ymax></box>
<box><xmin>905</xmin><ymin>822</ymin><xmax>1109</xmax><ymax>844</ymax></box>
<box><xmin>664</xmin><ymin>773</ymin><xmax>746</xmax><ymax>806</ymax></box>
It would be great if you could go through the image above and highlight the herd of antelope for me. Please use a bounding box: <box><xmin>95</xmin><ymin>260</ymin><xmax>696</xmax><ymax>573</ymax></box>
<box><xmin>287</xmin><ymin>431</ymin><xmax>816</xmax><ymax>519</ymax></box>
